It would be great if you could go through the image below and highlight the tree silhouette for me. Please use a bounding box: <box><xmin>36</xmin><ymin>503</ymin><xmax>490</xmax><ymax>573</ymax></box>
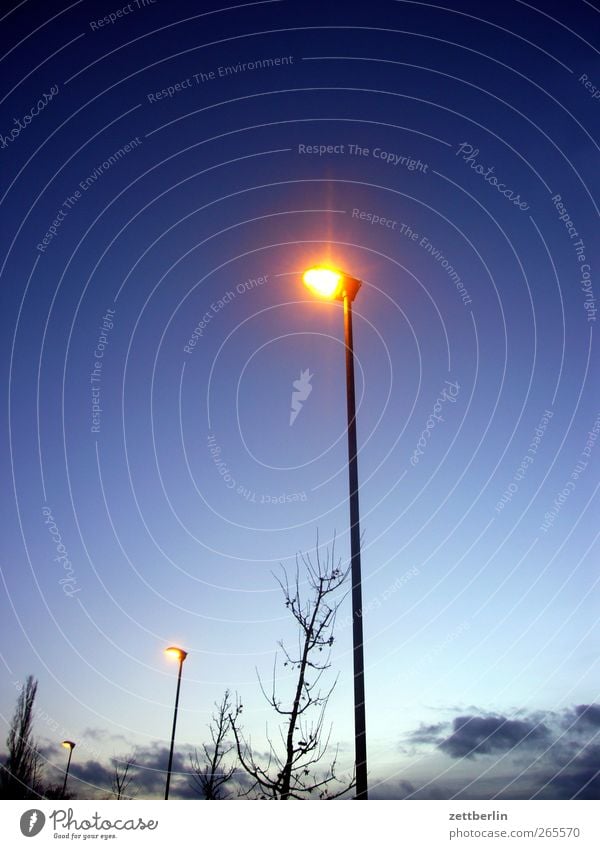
<box><xmin>230</xmin><ymin>537</ymin><xmax>355</xmax><ymax>799</ymax></box>
<box><xmin>189</xmin><ymin>690</ymin><xmax>236</xmax><ymax>799</ymax></box>
<box><xmin>111</xmin><ymin>753</ymin><xmax>137</xmax><ymax>799</ymax></box>
<box><xmin>1</xmin><ymin>676</ymin><xmax>43</xmax><ymax>799</ymax></box>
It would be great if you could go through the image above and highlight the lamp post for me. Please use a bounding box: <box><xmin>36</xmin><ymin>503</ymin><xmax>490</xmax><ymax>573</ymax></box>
<box><xmin>302</xmin><ymin>266</ymin><xmax>368</xmax><ymax>800</ymax></box>
<box><xmin>60</xmin><ymin>740</ymin><xmax>76</xmax><ymax>798</ymax></box>
<box><xmin>164</xmin><ymin>646</ymin><xmax>188</xmax><ymax>800</ymax></box>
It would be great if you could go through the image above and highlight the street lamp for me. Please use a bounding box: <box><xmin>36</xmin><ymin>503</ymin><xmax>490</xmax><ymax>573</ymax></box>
<box><xmin>60</xmin><ymin>740</ymin><xmax>76</xmax><ymax>798</ymax></box>
<box><xmin>302</xmin><ymin>265</ymin><xmax>368</xmax><ymax>800</ymax></box>
<box><xmin>164</xmin><ymin>646</ymin><xmax>188</xmax><ymax>800</ymax></box>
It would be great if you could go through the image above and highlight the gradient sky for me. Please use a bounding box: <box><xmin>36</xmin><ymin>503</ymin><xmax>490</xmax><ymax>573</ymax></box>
<box><xmin>1</xmin><ymin>0</ymin><xmax>599</xmax><ymax>800</ymax></box>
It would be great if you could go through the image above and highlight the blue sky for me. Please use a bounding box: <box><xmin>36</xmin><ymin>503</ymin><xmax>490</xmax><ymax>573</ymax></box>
<box><xmin>1</xmin><ymin>0</ymin><xmax>599</xmax><ymax>799</ymax></box>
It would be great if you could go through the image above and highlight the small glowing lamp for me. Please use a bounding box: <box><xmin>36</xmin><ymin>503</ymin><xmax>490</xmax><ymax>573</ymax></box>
<box><xmin>165</xmin><ymin>646</ymin><xmax>188</xmax><ymax>662</ymax></box>
<box><xmin>303</xmin><ymin>267</ymin><xmax>343</xmax><ymax>299</ymax></box>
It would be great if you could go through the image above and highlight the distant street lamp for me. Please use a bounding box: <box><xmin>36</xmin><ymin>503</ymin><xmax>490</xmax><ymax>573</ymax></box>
<box><xmin>164</xmin><ymin>646</ymin><xmax>188</xmax><ymax>800</ymax></box>
<box><xmin>302</xmin><ymin>265</ymin><xmax>368</xmax><ymax>800</ymax></box>
<box><xmin>60</xmin><ymin>740</ymin><xmax>76</xmax><ymax>798</ymax></box>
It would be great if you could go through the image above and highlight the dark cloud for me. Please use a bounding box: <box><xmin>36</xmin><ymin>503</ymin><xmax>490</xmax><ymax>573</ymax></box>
<box><xmin>36</xmin><ymin>742</ymin><xmax>59</xmax><ymax>761</ymax></box>
<box><xmin>81</xmin><ymin>727</ymin><xmax>128</xmax><ymax>745</ymax></box>
<box><xmin>370</xmin><ymin>778</ymin><xmax>454</xmax><ymax>800</ymax></box>
<box><xmin>543</xmin><ymin>743</ymin><xmax>600</xmax><ymax>800</ymax></box>
<box><xmin>29</xmin><ymin>703</ymin><xmax>600</xmax><ymax>800</ymax></box>
<box><xmin>70</xmin><ymin>759</ymin><xmax>114</xmax><ymax>790</ymax></box>
<box><xmin>117</xmin><ymin>743</ymin><xmax>191</xmax><ymax>798</ymax></box>
<box><xmin>369</xmin><ymin>779</ymin><xmax>415</xmax><ymax>799</ymax></box>
<box><xmin>403</xmin><ymin>704</ymin><xmax>600</xmax><ymax>800</ymax></box>
<box><xmin>99</xmin><ymin>741</ymin><xmax>247</xmax><ymax>799</ymax></box>
<box><xmin>439</xmin><ymin>714</ymin><xmax>551</xmax><ymax>759</ymax></box>
<box><xmin>31</xmin><ymin>737</ymin><xmax>249</xmax><ymax>800</ymax></box>
<box><xmin>406</xmin><ymin>722</ymin><xmax>448</xmax><ymax>746</ymax></box>
<box><xmin>38</xmin><ymin>742</ymin><xmax>197</xmax><ymax>799</ymax></box>
<box><xmin>563</xmin><ymin>704</ymin><xmax>600</xmax><ymax>731</ymax></box>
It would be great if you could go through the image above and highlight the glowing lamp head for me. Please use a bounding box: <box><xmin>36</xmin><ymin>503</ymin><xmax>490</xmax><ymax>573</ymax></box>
<box><xmin>303</xmin><ymin>266</ymin><xmax>362</xmax><ymax>302</ymax></box>
<box><xmin>165</xmin><ymin>646</ymin><xmax>188</xmax><ymax>663</ymax></box>
<box><xmin>303</xmin><ymin>267</ymin><xmax>343</xmax><ymax>299</ymax></box>
<box><xmin>61</xmin><ymin>740</ymin><xmax>76</xmax><ymax>750</ymax></box>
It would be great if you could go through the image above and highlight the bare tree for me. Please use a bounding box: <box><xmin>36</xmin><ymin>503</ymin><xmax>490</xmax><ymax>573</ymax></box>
<box><xmin>230</xmin><ymin>538</ymin><xmax>355</xmax><ymax>799</ymax></box>
<box><xmin>111</xmin><ymin>753</ymin><xmax>137</xmax><ymax>799</ymax></box>
<box><xmin>189</xmin><ymin>690</ymin><xmax>236</xmax><ymax>799</ymax></box>
<box><xmin>1</xmin><ymin>676</ymin><xmax>44</xmax><ymax>799</ymax></box>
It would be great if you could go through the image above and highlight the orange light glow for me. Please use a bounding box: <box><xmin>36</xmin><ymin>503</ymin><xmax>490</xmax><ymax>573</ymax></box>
<box><xmin>165</xmin><ymin>646</ymin><xmax>188</xmax><ymax>662</ymax></box>
<box><xmin>303</xmin><ymin>267</ymin><xmax>343</xmax><ymax>299</ymax></box>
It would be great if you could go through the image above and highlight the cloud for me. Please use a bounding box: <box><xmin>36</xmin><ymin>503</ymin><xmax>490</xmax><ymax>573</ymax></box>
<box><xmin>30</xmin><ymin>736</ymin><xmax>250</xmax><ymax>800</ymax></box>
<box><xmin>81</xmin><ymin>727</ymin><xmax>128</xmax><ymax>745</ymax></box>
<box><xmin>369</xmin><ymin>779</ymin><xmax>416</xmax><ymax>799</ymax></box>
<box><xmin>403</xmin><ymin>703</ymin><xmax>600</xmax><ymax>800</ymax></box>
<box><xmin>113</xmin><ymin>743</ymin><xmax>191</xmax><ymax>798</ymax></box>
<box><xmin>543</xmin><ymin>743</ymin><xmax>600</xmax><ymax>800</ymax></box>
<box><xmin>370</xmin><ymin>777</ymin><xmax>458</xmax><ymax>800</ymax></box>
<box><xmin>406</xmin><ymin>722</ymin><xmax>447</xmax><ymax>746</ymax></box>
<box><xmin>69</xmin><ymin>759</ymin><xmax>114</xmax><ymax>790</ymax></box>
<box><xmin>30</xmin><ymin>703</ymin><xmax>600</xmax><ymax>800</ymax></box>
<box><xmin>439</xmin><ymin>715</ymin><xmax>551</xmax><ymax>759</ymax></box>
<box><xmin>563</xmin><ymin>704</ymin><xmax>600</xmax><ymax>731</ymax></box>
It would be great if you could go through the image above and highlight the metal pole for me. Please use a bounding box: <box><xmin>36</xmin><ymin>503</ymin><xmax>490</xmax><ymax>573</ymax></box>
<box><xmin>61</xmin><ymin>748</ymin><xmax>73</xmax><ymax>799</ymax></box>
<box><xmin>343</xmin><ymin>293</ymin><xmax>368</xmax><ymax>800</ymax></box>
<box><xmin>164</xmin><ymin>658</ymin><xmax>184</xmax><ymax>800</ymax></box>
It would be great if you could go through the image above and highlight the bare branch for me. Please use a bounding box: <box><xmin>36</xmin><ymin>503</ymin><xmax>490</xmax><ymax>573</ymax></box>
<box><xmin>231</xmin><ymin>534</ymin><xmax>355</xmax><ymax>799</ymax></box>
<box><xmin>189</xmin><ymin>690</ymin><xmax>236</xmax><ymax>799</ymax></box>
<box><xmin>111</xmin><ymin>753</ymin><xmax>137</xmax><ymax>800</ymax></box>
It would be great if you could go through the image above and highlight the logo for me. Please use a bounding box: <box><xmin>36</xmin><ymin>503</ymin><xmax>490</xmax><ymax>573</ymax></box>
<box><xmin>20</xmin><ymin>810</ymin><xmax>45</xmax><ymax>837</ymax></box>
<box><xmin>289</xmin><ymin>368</ymin><xmax>313</xmax><ymax>425</ymax></box>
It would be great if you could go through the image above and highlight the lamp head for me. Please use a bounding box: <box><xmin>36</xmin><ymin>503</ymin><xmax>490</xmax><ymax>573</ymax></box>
<box><xmin>303</xmin><ymin>266</ymin><xmax>361</xmax><ymax>302</ymax></box>
<box><xmin>165</xmin><ymin>646</ymin><xmax>188</xmax><ymax>663</ymax></box>
<box><xmin>61</xmin><ymin>740</ymin><xmax>76</xmax><ymax>750</ymax></box>
<box><xmin>303</xmin><ymin>267</ymin><xmax>343</xmax><ymax>299</ymax></box>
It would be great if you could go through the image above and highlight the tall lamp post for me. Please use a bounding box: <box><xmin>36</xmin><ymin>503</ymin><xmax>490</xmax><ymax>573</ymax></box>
<box><xmin>302</xmin><ymin>266</ymin><xmax>368</xmax><ymax>800</ymax></box>
<box><xmin>164</xmin><ymin>646</ymin><xmax>188</xmax><ymax>800</ymax></box>
<box><xmin>60</xmin><ymin>740</ymin><xmax>76</xmax><ymax>798</ymax></box>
